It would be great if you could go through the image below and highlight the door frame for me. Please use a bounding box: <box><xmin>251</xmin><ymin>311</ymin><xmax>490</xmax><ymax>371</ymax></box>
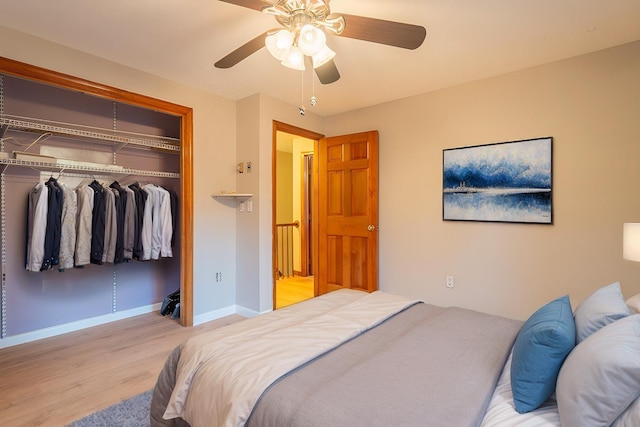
<box><xmin>272</xmin><ymin>121</ymin><xmax>323</xmax><ymax>309</ymax></box>
<box><xmin>300</xmin><ymin>151</ymin><xmax>314</xmax><ymax>277</ymax></box>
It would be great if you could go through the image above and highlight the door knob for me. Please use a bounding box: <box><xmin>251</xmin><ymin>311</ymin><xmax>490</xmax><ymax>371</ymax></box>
<box><xmin>367</xmin><ymin>225</ymin><xmax>376</xmax><ymax>231</ymax></box>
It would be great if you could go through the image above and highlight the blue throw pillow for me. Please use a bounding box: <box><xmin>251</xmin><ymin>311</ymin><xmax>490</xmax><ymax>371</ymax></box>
<box><xmin>510</xmin><ymin>295</ymin><xmax>576</xmax><ymax>413</ymax></box>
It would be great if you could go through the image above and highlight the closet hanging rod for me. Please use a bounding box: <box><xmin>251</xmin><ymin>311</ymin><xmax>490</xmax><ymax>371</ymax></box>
<box><xmin>0</xmin><ymin>158</ymin><xmax>180</xmax><ymax>178</ymax></box>
<box><xmin>0</xmin><ymin>114</ymin><xmax>181</xmax><ymax>152</ymax></box>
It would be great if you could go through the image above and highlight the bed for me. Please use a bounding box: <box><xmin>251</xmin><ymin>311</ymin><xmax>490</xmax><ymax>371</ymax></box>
<box><xmin>150</xmin><ymin>284</ymin><xmax>640</xmax><ymax>427</ymax></box>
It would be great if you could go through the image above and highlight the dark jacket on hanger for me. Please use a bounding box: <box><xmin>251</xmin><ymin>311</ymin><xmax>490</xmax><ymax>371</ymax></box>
<box><xmin>110</xmin><ymin>181</ymin><xmax>127</xmax><ymax>264</ymax></box>
<box><xmin>41</xmin><ymin>177</ymin><xmax>62</xmax><ymax>271</ymax></box>
<box><xmin>89</xmin><ymin>180</ymin><xmax>106</xmax><ymax>265</ymax></box>
<box><xmin>128</xmin><ymin>182</ymin><xmax>147</xmax><ymax>260</ymax></box>
<box><xmin>167</xmin><ymin>187</ymin><xmax>179</xmax><ymax>248</ymax></box>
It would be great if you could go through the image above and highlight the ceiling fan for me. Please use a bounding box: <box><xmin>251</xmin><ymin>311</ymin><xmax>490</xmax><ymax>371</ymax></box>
<box><xmin>214</xmin><ymin>0</ymin><xmax>427</xmax><ymax>84</ymax></box>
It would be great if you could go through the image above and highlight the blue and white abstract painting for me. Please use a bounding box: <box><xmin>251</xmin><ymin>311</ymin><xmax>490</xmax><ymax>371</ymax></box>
<box><xmin>443</xmin><ymin>137</ymin><xmax>552</xmax><ymax>224</ymax></box>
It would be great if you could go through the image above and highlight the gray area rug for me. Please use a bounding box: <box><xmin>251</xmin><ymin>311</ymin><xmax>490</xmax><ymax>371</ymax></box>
<box><xmin>67</xmin><ymin>389</ymin><xmax>153</xmax><ymax>427</ymax></box>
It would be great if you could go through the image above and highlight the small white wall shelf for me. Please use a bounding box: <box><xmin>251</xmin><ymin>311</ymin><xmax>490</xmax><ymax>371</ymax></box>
<box><xmin>211</xmin><ymin>193</ymin><xmax>253</xmax><ymax>200</ymax></box>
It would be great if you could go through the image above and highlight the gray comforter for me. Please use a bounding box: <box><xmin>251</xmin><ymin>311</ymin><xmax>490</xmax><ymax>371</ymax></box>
<box><xmin>151</xmin><ymin>303</ymin><xmax>522</xmax><ymax>427</ymax></box>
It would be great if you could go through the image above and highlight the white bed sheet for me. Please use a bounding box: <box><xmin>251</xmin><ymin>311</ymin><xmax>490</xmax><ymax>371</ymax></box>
<box><xmin>164</xmin><ymin>289</ymin><xmax>418</xmax><ymax>427</ymax></box>
<box><xmin>481</xmin><ymin>351</ymin><xmax>561</xmax><ymax>427</ymax></box>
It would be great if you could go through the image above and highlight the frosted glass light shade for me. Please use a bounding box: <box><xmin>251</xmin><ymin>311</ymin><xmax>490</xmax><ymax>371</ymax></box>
<box><xmin>298</xmin><ymin>24</ymin><xmax>326</xmax><ymax>57</ymax></box>
<box><xmin>624</xmin><ymin>223</ymin><xmax>640</xmax><ymax>261</ymax></box>
<box><xmin>281</xmin><ymin>46</ymin><xmax>305</xmax><ymax>70</ymax></box>
<box><xmin>312</xmin><ymin>45</ymin><xmax>336</xmax><ymax>68</ymax></box>
<box><xmin>265</xmin><ymin>29</ymin><xmax>294</xmax><ymax>61</ymax></box>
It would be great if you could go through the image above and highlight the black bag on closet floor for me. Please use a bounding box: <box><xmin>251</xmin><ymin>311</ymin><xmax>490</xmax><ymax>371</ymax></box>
<box><xmin>160</xmin><ymin>289</ymin><xmax>180</xmax><ymax>316</ymax></box>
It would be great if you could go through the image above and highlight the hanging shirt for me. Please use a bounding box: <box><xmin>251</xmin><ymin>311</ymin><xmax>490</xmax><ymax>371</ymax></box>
<box><xmin>75</xmin><ymin>185</ymin><xmax>94</xmax><ymax>267</ymax></box>
<box><xmin>102</xmin><ymin>184</ymin><xmax>117</xmax><ymax>264</ymax></box>
<box><xmin>123</xmin><ymin>185</ymin><xmax>136</xmax><ymax>260</ymax></box>
<box><xmin>142</xmin><ymin>184</ymin><xmax>174</xmax><ymax>259</ymax></box>
<box><xmin>156</xmin><ymin>185</ymin><xmax>173</xmax><ymax>258</ymax></box>
<box><xmin>58</xmin><ymin>182</ymin><xmax>77</xmax><ymax>271</ymax></box>
<box><xmin>26</xmin><ymin>182</ymin><xmax>48</xmax><ymax>272</ymax></box>
<box><xmin>140</xmin><ymin>186</ymin><xmax>154</xmax><ymax>261</ymax></box>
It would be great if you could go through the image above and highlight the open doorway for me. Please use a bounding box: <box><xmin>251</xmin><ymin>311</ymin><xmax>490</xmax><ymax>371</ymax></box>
<box><xmin>273</xmin><ymin>122</ymin><xmax>322</xmax><ymax>309</ymax></box>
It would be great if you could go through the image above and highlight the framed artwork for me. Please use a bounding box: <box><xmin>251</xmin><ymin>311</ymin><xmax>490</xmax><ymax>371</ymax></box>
<box><xmin>443</xmin><ymin>137</ymin><xmax>553</xmax><ymax>224</ymax></box>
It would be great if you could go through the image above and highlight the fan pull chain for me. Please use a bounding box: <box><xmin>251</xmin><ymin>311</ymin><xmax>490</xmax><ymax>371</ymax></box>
<box><xmin>310</xmin><ymin>69</ymin><xmax>317</xmax><ymax>107</ymax></box>
<box><xmin>299</xmin><ymin>70</ymin><xmax>306</xmax><ymax>116</ymax></box>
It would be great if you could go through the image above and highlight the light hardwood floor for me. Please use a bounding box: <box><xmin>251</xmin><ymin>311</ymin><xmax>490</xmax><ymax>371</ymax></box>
<box><xmin>275</xmin><ymin>276</ymin><xmax>315</xmax><ymax>309</ymax></box>
<box><xmin>0</xmin><ymin>312</ymin><xmax>244</xmax><ymax>427</ymax></box>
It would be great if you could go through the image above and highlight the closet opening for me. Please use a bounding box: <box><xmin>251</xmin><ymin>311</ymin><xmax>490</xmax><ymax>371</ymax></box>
<box><xmin>0</xmin><ymin>57</ymin><xmax>194</xmax><ymax>343</ymax></box>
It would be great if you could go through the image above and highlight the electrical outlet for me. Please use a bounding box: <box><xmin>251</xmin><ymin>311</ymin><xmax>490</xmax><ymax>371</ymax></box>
<box><xmin>446</xmin><ymin>275</ymin><xmax>455</xmax><ymax>288</ymax></box>
<box><xmin>215</xmin><ymin>272</ymin><xmax>223</xmax><ymax>283</ymax></box>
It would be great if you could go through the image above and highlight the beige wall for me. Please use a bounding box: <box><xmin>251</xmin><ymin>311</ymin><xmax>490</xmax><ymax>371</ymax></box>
<box><xmin>276</xmin><ymin>151</ymin><xmax>294</xmax><ymax>224</ymax></box>
<box><xmin>324</xmin><ymin>41</ymin><xmax>640</xmax><ymax>320</ymax></box>
<box><xmin>235</xmin><ymin>94</ymin><xmax>324</xmax><ymax>313</ymax></box>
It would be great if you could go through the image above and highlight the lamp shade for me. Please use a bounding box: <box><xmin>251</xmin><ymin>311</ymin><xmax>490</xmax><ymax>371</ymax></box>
<box><xmin>265</xmin><ymin>29</ymin><xmax>294</xmax><ymax>61</ymax></box>
<box><xmin>312</xmin><ymin>45</ymin><xmax>336</xmax><ymax>68</ymax></box>
<box><xmin>623</xmin><ymin>223</ymin><xmax>640</xmax><ymax>261</ymax></box>
<box><xmin>298</xmin><ymin>24</ymin><xmax>326</xmax><ymax>57</ymax></box>
<box><xmin>281</xmin><ymin>46</ymin><xmax>305</xmax><ymax>70</ymax></box>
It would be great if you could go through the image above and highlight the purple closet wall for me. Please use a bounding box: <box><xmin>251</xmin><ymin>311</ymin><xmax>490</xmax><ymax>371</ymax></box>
<box><xmin>1</xmin><ymin>75</ymin><xmax>181</xmax><ymax>337</ymax></box>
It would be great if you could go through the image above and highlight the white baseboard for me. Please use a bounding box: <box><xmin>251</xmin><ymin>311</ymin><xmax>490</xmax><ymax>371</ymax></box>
<box><xmin>1</xmin><ymin>303</ymin><xmax>273</xmax><ymax>348</ymax></box>
<box><xmin>236</xmin><ymin>305</ymin><xmax>271</xmax><ymax>318</ymax></box>
<box><xmin>0</xmin><ymin>303</ymin><xmax>161</xmax><ymax>349</ymax></box>
<box><xmin>193</xmin><ymin>305</ymin><xmax>238</xmax><ymax>325</ymax></box>
<box><xmin>194</xmin><ymin>305</ymin><xmax>271</xmax><ymax>325</ymax></box>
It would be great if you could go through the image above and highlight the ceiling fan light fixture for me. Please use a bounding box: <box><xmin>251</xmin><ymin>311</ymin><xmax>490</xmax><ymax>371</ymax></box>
<box><xmin>322</xmin><ymin>14</ymin><xmax>346</xmax><ymax>35</ymax></box>
<box><xmin>265</xmin><ymin>29</ymin><xmax>294</xmax><ymax>60</ymax></box>
<box><xmin>281</xmin><ymin>45</ymin><xmax>306</xmax><ymax>70</ymax></box>
<box><xmin>312</xmin><ymin>44</ymin><xmax>335</xmax><ymax>68</ymax></box>
<box><xmin>298</xmin><ymin>24</ymin><xmax>326</xmax><ymax>57</ymax></box>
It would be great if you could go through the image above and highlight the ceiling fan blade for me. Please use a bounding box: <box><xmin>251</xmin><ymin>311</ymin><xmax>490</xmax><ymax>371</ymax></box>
<box><xmin>214</xmin><ymin>31</ymin><xmax>269</xmax><ymax>69</ymax></box>
<box><xmin>219</xmin><ymin>0</ymin><xmax>266</xmax><ymax>12</ymax></box>
<box><xmin>315</xmin><ymin>60</ymin><xmax>340</xmax><ymax>84</ymax></box>
<box><xmin>338</xmin><ymin>13</ymin><xmax>426</xmax><ymax>50</ymax></box>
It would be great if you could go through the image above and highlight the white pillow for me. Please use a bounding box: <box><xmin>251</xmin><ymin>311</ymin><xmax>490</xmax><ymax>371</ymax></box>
<box><xmin>573</xmin><ymin>282</ymin><xmax>630</xmax><ymax>343</ymax></box>
<box><xmin>626</xmin><ymin>293</ymin><xmax>640</xmax><ymax>314</ymax></box>
<box><xmin>557</xmin><ymin>314</ymin><xmax>640</xmax><ymax>427</ymax></box>
<box><xmin>613</xmin><ymin>395</ymin><xmax>640</xmax><ymax>427</ymax></box>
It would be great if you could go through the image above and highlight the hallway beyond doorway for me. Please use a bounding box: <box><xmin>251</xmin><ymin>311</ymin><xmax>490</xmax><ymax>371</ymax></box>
<box><xmin>275</xmin><ymin>276</ymin><xmax>314</xmax><ymax>309</ymax></box>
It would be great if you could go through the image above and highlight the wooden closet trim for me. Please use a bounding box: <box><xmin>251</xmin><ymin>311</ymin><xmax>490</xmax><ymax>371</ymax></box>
<box><xmin>0</xmin><ymin>56</ymin><xmax>194</xmax><ymax>327</ymax></box>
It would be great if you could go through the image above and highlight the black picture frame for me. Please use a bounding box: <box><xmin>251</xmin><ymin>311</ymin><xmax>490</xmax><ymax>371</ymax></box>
<box><xmin>443</xmin><ymin>137</ymin><xmax>553</xmax><ymax>224</ymax></box>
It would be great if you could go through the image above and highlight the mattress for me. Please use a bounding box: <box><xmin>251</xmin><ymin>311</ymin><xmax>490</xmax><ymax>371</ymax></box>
<box><xmin>151</xmin><ymin>289</ymin><xmax>532</xmax><ymax>427</ymax></box>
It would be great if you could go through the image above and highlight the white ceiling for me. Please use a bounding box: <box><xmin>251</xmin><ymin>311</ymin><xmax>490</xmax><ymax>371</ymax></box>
<box><xmin>1</xmin><ymin>0</ymin><xmax>639</xmax><ymax>116</ymax></box>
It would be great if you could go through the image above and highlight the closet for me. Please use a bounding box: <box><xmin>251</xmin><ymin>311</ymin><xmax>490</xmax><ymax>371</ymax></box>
<box><xmin>0</xmin><ymin>57</ymin><xmax>194</xmax><ymax>343</ymax></box>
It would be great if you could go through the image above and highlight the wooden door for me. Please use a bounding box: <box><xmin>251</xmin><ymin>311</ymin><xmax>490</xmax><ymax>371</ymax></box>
<box><xmin>317</xmin><ymin>131</ymin><xmax>379</xmax><ymax>294</ymax></box>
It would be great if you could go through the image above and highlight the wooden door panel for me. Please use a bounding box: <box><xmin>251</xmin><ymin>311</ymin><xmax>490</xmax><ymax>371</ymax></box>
<box><xmin>328</xmin><ymin>171</ymin><xmax>344</xmax><ymax>215</ymax></box>
<box><xmin>327</xmin><ymin>144</ymin><xmax>344</xmax><ymax>162</ymax></box>
<box><xmin>327</xmin><ymin>235</ymin><xmax>343</xmax><ymax>286</ymax></box>
<box><xmin>327</xmin><ymin>218</ymin><xmax>369</xmax><ymax>236</ymax></box>
<box><xmin>351</xmin><ymin>169</ymin><xmax>368</xmax><ymax>215</ymax></box>
<box><xmin>318</xmin><ymin>131</ymin><xmax>379</xmax><ymax>295</ymax></box>
<box><xmin>350</xmin><ymin>236</ymin><xmax>368</xmax><ymax>290</ymax></box>
<box><xmin>350</xmin><ymin>140</ymin><xmax>369</xmax><ymax>160</ymax></box>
